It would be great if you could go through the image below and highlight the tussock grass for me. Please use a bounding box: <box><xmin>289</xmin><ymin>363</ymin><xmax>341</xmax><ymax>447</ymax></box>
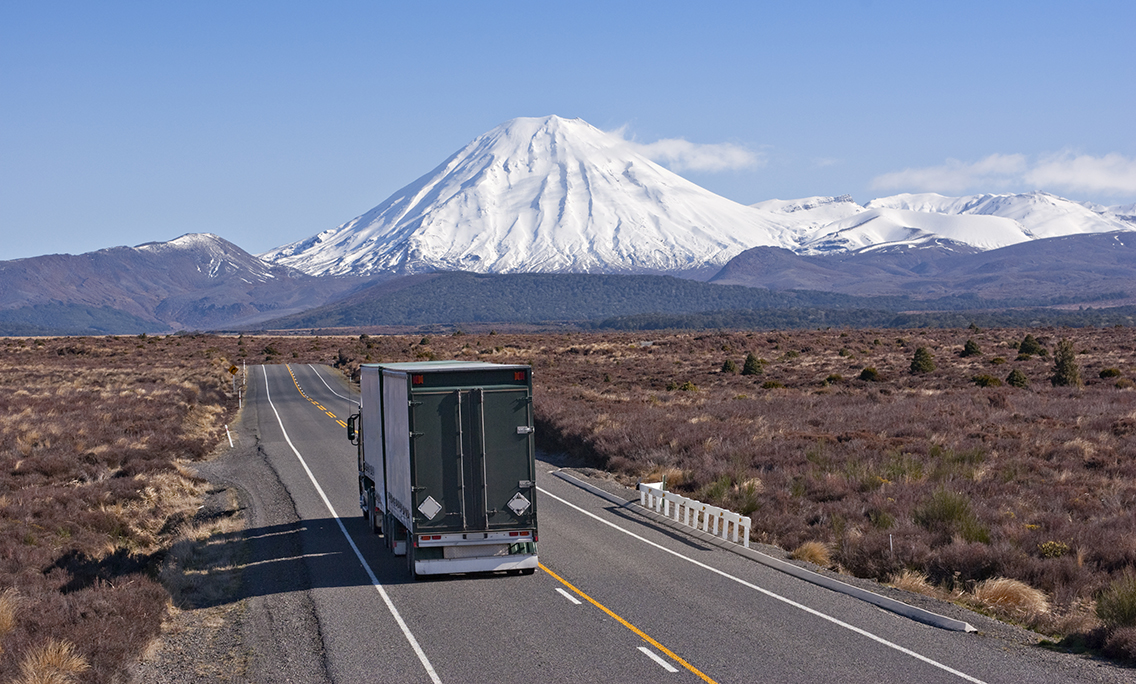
<box><xmin>887</xmin><ymin>569</ymin><xmax>948</xmax><ymax>600</ymax></box>
<box><xmin>0</xmin><ymin>588</ymin><xmax>17</xmax><ymax>653</ymax></box>
<box><xmin>970</xmin><ymin>577</ymin><xmax>1050</xmax><ymax>617</ymax></box>
<box><xmin>16</xmin><ymin>639</ymin><xmax>90</xmax><ymax>684</ymax></box>
<box><xmin>790</xmin><ymin>541</ymin><xmax>831</xmax><ymax>568</ymax></box>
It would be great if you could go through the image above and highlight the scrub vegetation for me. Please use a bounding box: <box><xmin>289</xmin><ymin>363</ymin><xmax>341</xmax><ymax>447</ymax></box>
<box><xmin>332</xmin><ymin>324</ymin><xmax>1133</xmax><ymax>659</ymax></box>
<box><xmin>0</xmin><ymin>335</ymin><xmax>245</xmax><ymax>682</ymax></box>
<box><xmin>3</xmin><ymin>325</ymin><xmax>1136</xmax><ymax>674</ymax></box>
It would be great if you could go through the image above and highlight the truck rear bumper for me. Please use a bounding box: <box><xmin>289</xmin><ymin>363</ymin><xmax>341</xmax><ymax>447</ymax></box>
<box><xmin>414</xmin><ymin>553</ymin><xmax>538</xmax><ymax>576</ymax></box>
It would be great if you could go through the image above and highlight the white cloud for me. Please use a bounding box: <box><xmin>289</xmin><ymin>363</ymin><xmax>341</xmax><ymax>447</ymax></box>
<box><xmin>1025</xmin><ymin>152</ymin><xmax>1136</xmax><ymax>195</ymax></box>
<box><xmin>871</xmin><ymin>154</ymin><xmax>1027</xmax><ymax>193</ymax></box>
<box><xmin>871</xmin><ymin>151</ymin><xmax>1136</xmax><ymax>197</ymax></box>
<box><xmin>609</xmin><ymin>127</ymin><xmax>762</xmax><ymax>172</ymax></box>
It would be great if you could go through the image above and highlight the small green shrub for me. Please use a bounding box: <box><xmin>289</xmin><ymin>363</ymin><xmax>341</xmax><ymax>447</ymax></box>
<box><xmin>1018</xmin><ymin>334</ymin><xmax>1043</xmax><ymax>356</ymax></box>
<box><xmin>1006</xmin><ymin>368</ymin><xmax>1029</xmax><ymax>389</ymax></box>
<box><xmin>971</xmin><ymin>374</ymin><xmax>1002</xmax><ymax>388</ymax></box>
<box><xmin>1038</xmin><ymin>540</ymin><xmax>1070</xmax><ymax>558</ymax></box>
<box><xmin>910</xmin><ymin>347</ymin><xmax>935</xmax><ymax>374</ymax></box>
<box><xmin>914</xmin><ymin>489</ymin><xmax>990</xmax><ymax>544</ymax></box>
<box><xmin>960</xmin><ymin>339</ymin><xmax>982</xmax><ymax>357</ymax></box>
<box><xmin>1097</xmin><ymin>573</ymin><xmax>1136</xmax><ymax>629</ymax></box>
<box><xmin>721</xmin><ymin>359</ymin><xmax>738</xmax><ymax>374</ymax></box>
<box><xmin>859</xmin><ymin>367</ymin><xmax>880</xmax><ymax>382</ymax></box>
<box><xmin>989</xmin><ymin>357</ymin><xmax>1006</xmax><ymax>365</ymax></box>
<box><xmin>741</xmin><ymin>352</ymin><xmax>763</xmax><ymax>376</ymax></box>
<box><xmin>761</xmin><ymin>380</ymin><xmax>784</xmax><ymax>389</ymax></box>
<box><xmin>1100</xmin><ymin>367</ymin><xmax>1122</xmax><ymax>379</ymax></box>
<box><xmin>1118</xmin><ymin>378</ymin><xmax>1136</xmax><ymax>389</ymax></box>
<box><xmin>1050</xmin><ymin>338</ymin><xmax>1082</xmax><ymax>387</ymax></box>
<box><xmin>839</xmin><ymin>348</ymin><xmax>853</xmax><ymax>357</ymax></box>
<box><xmin>824</xmin><ymin>373</ymin><xmax>843</xmax><ymax>385</ymax></box>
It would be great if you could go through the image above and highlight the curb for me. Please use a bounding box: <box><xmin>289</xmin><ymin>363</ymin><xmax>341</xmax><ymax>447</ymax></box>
<box><xmin>551</xmin><ymin>470</ymin><xmax>977</xmax><ymax>634</ymax></box>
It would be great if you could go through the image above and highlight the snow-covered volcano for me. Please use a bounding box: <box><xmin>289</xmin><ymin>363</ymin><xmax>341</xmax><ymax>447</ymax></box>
<box><xmin>262</xmin><ymin>116</ymin><xmax>795</xmax><ymax>276</ymax></box>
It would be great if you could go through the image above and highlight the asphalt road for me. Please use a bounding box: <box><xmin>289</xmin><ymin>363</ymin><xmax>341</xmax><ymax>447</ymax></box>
<box><xmin>239</xmin><ymin>363</ymin><xmax>1119</xmax><ymax>684</ymax></box>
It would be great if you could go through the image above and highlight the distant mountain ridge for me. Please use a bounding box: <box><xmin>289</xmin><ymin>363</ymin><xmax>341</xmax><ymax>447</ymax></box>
<box><xmin>0</xmin><ymin>234</ymin><xmax>371</xmax><ymax>334</ymax></box>
<box><xmin>3</xmin><ymin>114</ymin><xmax>1136</xmax><ymax>335</ymax></box>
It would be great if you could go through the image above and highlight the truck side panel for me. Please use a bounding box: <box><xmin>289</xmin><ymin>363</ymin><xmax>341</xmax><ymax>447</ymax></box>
<box><xmin>360</xmin><ymin>368</ymin><xmax>385</xmax><ymax>514</ymax></box>
<box><xmin>382</xmin><ymin>370</ymin><xmax>413</xmax><ymax>529</ymax></box>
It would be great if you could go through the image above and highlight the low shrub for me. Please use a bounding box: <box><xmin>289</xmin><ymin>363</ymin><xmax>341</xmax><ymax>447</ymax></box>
<box><xmin>1019</xmin><ymin>334</ymin><xmax>1043</xmax><ymax>356</ymax></box>
<box><xmin>1006</xmin><ymin>368</ymin><xmax>1030</xmax><ymax>388</ymax></box>
<box><xmin>761</xmin><ymin>380</ymin><xmax>784</xmax><ymax>389</ymax></box>
<box><xmin>1038</xmin><ymin>540</ymin><xmax>1070</xmax><ymax>558</ymax></box>
<box><xmin>1097</xmin><ymin>573</ymin><xmax>1136</xmax><ymax>629</ymax></box>
<box><xmin>859</xmin><ymin>367</ymin><xmax>880</xmax><ymax>382</ymax></box>
<box><xmin>960</xmin><ymin>339</ymin><xmax>982</xmax><ymax>357</ymax></box>
<box><xmin>914</xmin><ymin>490</ymin><xmax>990</xmax><ymax>544</ymax></box>
<box><xmin>1099</xmin><ymin>368</ymin><xmax>1122</xmax><ymax>379</ymax></box>
<box><xmin>1103</xmin><ymin>626</ymin><xmax>1136</xmax><ymax>663</ymax></box>
<box><xmin>910</xmin><ymin>347</ymin><xmax>935</xmax><ymax>374</ymax></box>
<box><xmin>972</xmin><ymin>374</ymin><xmax>1002</xmax><ymax>388</ymax></box>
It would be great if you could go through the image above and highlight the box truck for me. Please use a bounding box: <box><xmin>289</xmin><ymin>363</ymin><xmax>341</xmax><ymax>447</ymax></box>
<box><xmin>347</xmin><ymin>361</ymin><xmax>538</xmax><ymax>578</ymax></box>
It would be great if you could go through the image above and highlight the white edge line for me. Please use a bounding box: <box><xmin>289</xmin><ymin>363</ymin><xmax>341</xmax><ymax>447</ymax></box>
<box><xmin>536</xmin><ymin>486</ymin><xmax>986</xmax><ymax>684</ymax></box>
<box><xmin>638</xmin><ymin>646</ymin><xmax>679</xmax><ymax>673</ymax></box>
<box><xmin>307</xmin><ymin>363</ymin><xmax>361</xmax><ymax>406</ymax></box>
<box><xmin>555</xmin><ymin>587</ymin><xmax>582</xmax><ymax>605</ymax></box>
<box><xmin>264</xmin><ymin>366</ymin><xmax>442</xmax><ymax>684</ymax></box>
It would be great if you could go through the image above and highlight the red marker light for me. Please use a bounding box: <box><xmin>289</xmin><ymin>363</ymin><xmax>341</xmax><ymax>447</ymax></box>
<box><xmin>514</xmin><ymin>371</ymin><xmax>526</xmax><ymax>381</ymax></box>
<box><xmin>412</xmin><ymin>374</ymin><xmax>424</xmax><ymax>385</ymax></box>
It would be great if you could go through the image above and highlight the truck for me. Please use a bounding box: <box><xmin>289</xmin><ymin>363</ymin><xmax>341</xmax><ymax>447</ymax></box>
<box><xmin>347</xmin><ymin>361</ymin><xmax>538</xmax><ymax>578</ymax></box>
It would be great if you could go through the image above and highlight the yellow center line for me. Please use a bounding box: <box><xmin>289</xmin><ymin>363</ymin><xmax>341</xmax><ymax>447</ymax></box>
<box><xmin>539</xmin><ymin>562</ymin><xmax>718</xmax><ymax>684</ymax></box>
<box><xmin>280</xmin><ymin>365</ymin><xmax>705</xmax><ymax>680</ymax></box>
<box><xmin>286</xmin><ymin>365</ymin><xmax>351</xmax><ymax>432</ymax></box>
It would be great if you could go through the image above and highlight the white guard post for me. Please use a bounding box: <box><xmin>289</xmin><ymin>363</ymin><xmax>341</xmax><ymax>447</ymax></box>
<box><xmin>638</xmin><ymin>482</ymin><xmax>751</xmax><ymax>548</ymax></box>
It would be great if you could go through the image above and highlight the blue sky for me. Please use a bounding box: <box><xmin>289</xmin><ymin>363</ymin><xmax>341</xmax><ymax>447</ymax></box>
<box><xmin>2</xmin><ymin>1</ymin><xmax>1133</xmax><ymax>261</ymax></box>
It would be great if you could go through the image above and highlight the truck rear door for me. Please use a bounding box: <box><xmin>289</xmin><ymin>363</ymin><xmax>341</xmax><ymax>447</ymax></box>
<box><xmin>409</xmin><ymin>387</ymin><xmax>535</xmax><ymax>533</ymax></box>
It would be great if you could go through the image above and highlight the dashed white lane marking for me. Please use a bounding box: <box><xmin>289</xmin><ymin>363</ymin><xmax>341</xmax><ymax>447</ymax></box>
<box><xmin>555</xmin><ymin>587</ymin><xmax>582</xmax><ymax>605</ymax></box>
<box><xmin>537</xmin><ymin>485</ymin><xmax>986</xmax><ymax>684</ymax></box>
<box><xmin>638</xmin><ymin>646</ymin><xmax>679</xmax><ymax>673</ymax></box>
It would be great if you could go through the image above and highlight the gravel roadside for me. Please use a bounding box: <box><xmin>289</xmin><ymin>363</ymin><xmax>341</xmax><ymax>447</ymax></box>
<box><xmin>129</xmin><ymin>390</ymin><xmax>331</xmax><ymax>684</ymax></box>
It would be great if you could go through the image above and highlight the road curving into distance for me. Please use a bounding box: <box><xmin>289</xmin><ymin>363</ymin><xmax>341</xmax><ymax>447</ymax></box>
<box><xmin>240</xmin><ymin>363</ymin><xmax>1116</xmax><ymax>684</ymax></box>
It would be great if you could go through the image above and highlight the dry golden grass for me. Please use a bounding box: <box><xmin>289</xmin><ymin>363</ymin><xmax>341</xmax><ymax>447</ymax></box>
<box><xmin>16</xmin><ymin>639</ymin><xmax>90</xmax><ymax>684</ymax></box>
<box><xmin>887</xmin><ymin>569</ymin><xmax>948</xmax><ymax>600</ymax></box>
<box><xmin>0</xmin><ymin>588</ymin><xmax>17</xmax><ymax>655</ymax></box>
<box><xmin>969</xmin><ymin>577</ymin><xmax>1051</xmax><ymax>618</ymax></box>
<box><xmin>790</xmin><ymin>540</ymin><xmax>832</xmax><ymax>568</ymax></box>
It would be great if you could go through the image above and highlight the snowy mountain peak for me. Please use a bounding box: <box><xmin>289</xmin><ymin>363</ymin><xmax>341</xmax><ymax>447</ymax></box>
<box><xmin>261</xmin><ymin>116</ymin><xmax>794</xmax><ymax>277</ymax></box>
